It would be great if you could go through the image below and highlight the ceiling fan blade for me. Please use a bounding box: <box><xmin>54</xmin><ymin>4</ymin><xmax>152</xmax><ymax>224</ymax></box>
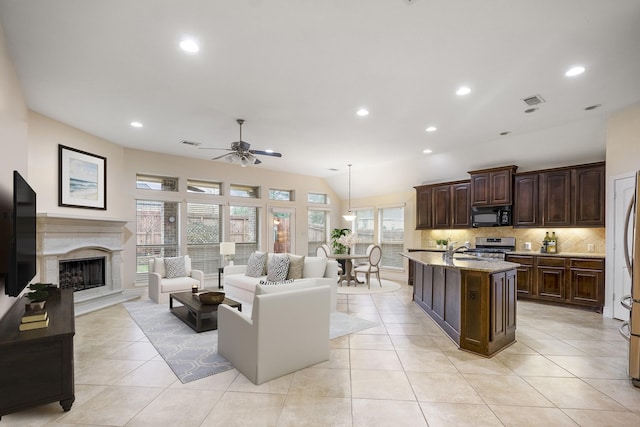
<box><xmin>211</xmin><ymin>153</ymin><xmax>232</xmax><ymax>160</ymax></box>
<box><xmin>199</xmin><ymin>147</ymin><xmax>234</xmax><ymax>151</ymax></box>
<box><xmin>250</xmin><ymin>150</ymin><xmax>282</xmax><ymax>157</ymax></box>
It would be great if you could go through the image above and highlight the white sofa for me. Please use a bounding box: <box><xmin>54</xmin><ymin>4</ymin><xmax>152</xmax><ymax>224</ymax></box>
<box><xmin>223</xmin><ymin>255</ymin><xmax>339</xmax><ymax>310</ymax></box>
<box><xmin>218</xmin><ymin>284</ymin><xmax>331</xmax><ymax>385</ymax></box>
<box><xmin>148</xmin><ymin>255</ymin><xmax>204</xmax><ymax>304</ymax></box>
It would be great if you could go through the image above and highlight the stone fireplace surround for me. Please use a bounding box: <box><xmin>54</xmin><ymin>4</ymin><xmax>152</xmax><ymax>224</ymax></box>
<box><xmin>36</xmin><ymin>213</ymin><xmax>140</xmax><ymax>315</ymax></box>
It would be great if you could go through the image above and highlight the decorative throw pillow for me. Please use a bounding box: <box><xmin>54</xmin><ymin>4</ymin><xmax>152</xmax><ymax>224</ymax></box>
<box><xmin>153</xmin><ymin>257</ymin><xmax>166</xmax><ymax>278</ymax></box>
<box><xmin>259</xmin><ymin>279</ymin><xmax>295</xmax><ymax>285</ymax></box>
<box><xmin>287</xmin><ymin>254</ymin><xmax>305</xmax><ymax>280</ymax></box>
<box><xmin>164</xmin><ymin>256</ymin><xmax>187</xmax><ymax>279</ymax></box>
<box><xmin>267</xmin><ymin>254</ymin><xmax>290</xmax><ymax>281</ymax></box>
<box><xmin>246</xmin><ymin>251</ymin><xmax>268</xmax><ymax>277</ymax></box>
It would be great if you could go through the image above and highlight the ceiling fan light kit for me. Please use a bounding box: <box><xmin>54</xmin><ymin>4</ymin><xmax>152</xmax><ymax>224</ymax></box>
<box><xmin>198</xmin><ymin>119</ymin><xmax>282</xmax><ymax>167</ymax></box>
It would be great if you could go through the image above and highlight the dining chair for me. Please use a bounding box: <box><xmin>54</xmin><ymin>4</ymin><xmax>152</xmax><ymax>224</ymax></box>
<box><xmin>316</xmin><ymin>244</ymin><xmax>343</xmax><ymax>279</ymax></box>
<box><xmin>354</xmin><ymin>245</ymin><xmax>382</xmax><ymax>288</ymax></box>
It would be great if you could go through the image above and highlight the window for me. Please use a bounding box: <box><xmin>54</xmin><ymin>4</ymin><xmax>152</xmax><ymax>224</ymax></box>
<box><xmin>187</xmin><ymin>179</ymin><xmax>221</xmax><ymax>195</ymax></box>
<box><xmin>230</xmin><ymin>184</ymin><xmax>259</xmax><ymax>198</ymax></box>
<box><xmin>308</xmin><ymin>192</ymin><xmax>329</xmax><ymax>204</ymax></box>
<box><xmin>308</xmin><ymin>209</ymin><xmax>329</xmax><ymax>255</ymax></box>
<box><xmin>269</xmin><ymin>189</ymin><xmax>293</xmax><ymax>201</ymax></box>
<box><xmin>229</xmin><ymin>205</ymin><xmax>259</xmax><ymax>264</ymax></box>
<box><xmin>186</xmin><ymin>203</ymin><xmax>222</xmax><ymax>274</ymax></box>
<box><xmin>379</xmin><ymin>206</ymin><xmax>404</xmax><ymax>269</ymax></box>
<box><xmin>353</xmin><ymin>208</ymin><xmax>374</xmax><ymax>254</ymax></box>
<box><xmin>136</xmin><ymin>174</ymin><xmax>178</xmax><ymax>191</ymax></box>
<box><xmin>135</xmin><ymin>200</ymin><xmax>179</xmax><ymax>282</ymax></box>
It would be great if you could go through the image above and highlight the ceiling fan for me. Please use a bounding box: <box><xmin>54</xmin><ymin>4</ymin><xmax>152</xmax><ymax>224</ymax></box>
<box><xmin>199</xmin><ymin>119</ymin><xmax>282</xmax><ymax>167</ymax></box>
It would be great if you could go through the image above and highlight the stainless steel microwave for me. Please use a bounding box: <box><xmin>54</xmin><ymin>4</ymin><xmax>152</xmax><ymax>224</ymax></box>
<box><xmin>471</xmin><ymin>205</ymin><xmax>512</xmax><ymax>227</ymax></box>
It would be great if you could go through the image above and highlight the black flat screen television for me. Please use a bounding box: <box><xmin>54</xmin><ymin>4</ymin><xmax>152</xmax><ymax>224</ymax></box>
<box><xmin>2</xmin><ymin>171</ymin><xmax>37</xmax><ymax>297</ymax></box>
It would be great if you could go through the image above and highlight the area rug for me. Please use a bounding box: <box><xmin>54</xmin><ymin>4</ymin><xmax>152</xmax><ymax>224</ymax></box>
<box><xmin>124</xmin><ymin>300</ymin><xmax>377</xmax><ymax>383</ymax></box>
<box><xmin>337</xmin><ymin>278</ymin><xmax>402</xmax><ymax>295</ymax></box>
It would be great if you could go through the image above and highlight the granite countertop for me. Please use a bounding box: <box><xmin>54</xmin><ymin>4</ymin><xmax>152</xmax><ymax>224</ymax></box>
<box><xmin>402</xmin><ymin>251</ymin><xmax>519</xmax><ymax>273</ymax></box>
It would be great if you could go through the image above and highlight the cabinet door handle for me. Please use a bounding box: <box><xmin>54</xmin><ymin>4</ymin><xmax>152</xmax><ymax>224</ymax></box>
<box><xmin>621</xmin><ymin>294</ymin><xmax>633</xmax><ymax>311</ymax></box>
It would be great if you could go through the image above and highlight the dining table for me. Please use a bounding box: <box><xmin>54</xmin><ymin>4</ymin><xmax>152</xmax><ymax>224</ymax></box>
<box><xmin>328</xmin><ymin>253</ymin><xmax>369</xmax><ymax>286</ymax></box>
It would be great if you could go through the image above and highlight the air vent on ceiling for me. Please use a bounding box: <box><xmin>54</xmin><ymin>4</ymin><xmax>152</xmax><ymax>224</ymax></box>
<box><xmin>522</xmin><ymin>95</ymin><xmax>545</xmax><ymax>106</ymax></box>
<box><xmin>181</xmin><ymin>140</ymin><xmax>201</xmax><ymax>146</ymax></box>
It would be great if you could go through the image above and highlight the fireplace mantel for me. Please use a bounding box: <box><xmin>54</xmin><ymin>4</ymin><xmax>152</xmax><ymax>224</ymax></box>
<box><xmin>36</xmin><ymin>213</ymin><xmax>138</xmax><ymax>314</ymax></box>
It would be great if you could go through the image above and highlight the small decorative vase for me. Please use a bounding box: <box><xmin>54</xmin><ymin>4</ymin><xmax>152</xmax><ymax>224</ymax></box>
<box><xmin>28</xmin><ymin>300</ymin><xmax>46</xmax><ymax>311</ymax></box>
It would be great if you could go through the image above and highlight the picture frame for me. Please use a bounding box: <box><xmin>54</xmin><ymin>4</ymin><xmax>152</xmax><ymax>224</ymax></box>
<box><xmin>58</xmin><ymin>144</ymin><xmax>107</xmax><ymax>210</ymax></box>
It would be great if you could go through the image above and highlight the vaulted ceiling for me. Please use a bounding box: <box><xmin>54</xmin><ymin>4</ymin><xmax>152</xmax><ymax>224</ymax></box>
<box><xmin>1</xmin><ymin>0</ymin><xmax>639</xmax><ymax>198</ymax></box>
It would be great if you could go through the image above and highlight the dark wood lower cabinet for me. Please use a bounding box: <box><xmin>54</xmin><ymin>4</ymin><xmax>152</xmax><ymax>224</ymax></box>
<box><xmin>505</xmin><ymin>254</ymin><xmax>605</xmax><ymax>311</ymax></box>
<box><xmin>0</xmin><ymin>288</ymin><xmax>75</xmax><ymax>419</ymax></box>
<box><xmin>411</xmin><ymin>260</ymin><xmax>516</xmax><ymax>356</ymax></box>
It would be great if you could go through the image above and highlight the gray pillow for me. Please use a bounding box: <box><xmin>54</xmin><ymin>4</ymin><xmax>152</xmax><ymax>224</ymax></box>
<box><xmin>259</xmin><ymin>279</ymin><xmax>294</xmax><ymax>285</ymax></box>
<box><xmin>246</xmin><ymin>252</ymin><xmax>267</xmax><ymax>277</ymax></box>
<box><xmin>164</xmin><ymin>256</ymin><xmax>187</xmax><ymax>279</ymax></box>
<box><xmin>267</xmin><ymin>255</ymin><xmax>290</xmax><ymax>281</ymax></box>
<box><xmin>287</xmin><ymin>254</ymin><xmax>305</xmax><ymax>280</ymax></box>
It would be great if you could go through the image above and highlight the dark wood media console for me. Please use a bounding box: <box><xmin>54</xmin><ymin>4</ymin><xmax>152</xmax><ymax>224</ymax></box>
<box><xmin>0</xmin><ymin>288</ymin><xmax>75</xmax><ymax>419</ymax></box>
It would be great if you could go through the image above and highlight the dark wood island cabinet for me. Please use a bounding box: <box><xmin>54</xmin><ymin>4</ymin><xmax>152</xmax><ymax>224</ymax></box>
<box><xmin>0</xmin><ymin>288</ymin><xmax>75</xmax><ymax>419</ymax></box>
<box><xmin>404</xmin><ymin>252</ymin><xmax>518</xmax><ymax>357</ymax></box>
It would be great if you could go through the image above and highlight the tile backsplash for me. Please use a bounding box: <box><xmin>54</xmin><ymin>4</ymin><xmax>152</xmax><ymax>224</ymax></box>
<box><xmin>420</xmin><ymin>227</ymin><xmax>605</xmax><ymax>254</ymax></box>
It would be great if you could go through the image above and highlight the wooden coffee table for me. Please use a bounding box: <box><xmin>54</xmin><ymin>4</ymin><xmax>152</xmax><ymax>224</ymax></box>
<box><xmin>169</xmin><ymin>291</ymin><xmax>242</xmax><ymax>333</ymax></box>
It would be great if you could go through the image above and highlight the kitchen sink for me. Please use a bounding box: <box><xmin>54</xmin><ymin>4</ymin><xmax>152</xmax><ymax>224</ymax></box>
<box><xmin>453</xmin><ymin>256</ymin><xmax>484</xmax><ymax>261</ymax></box>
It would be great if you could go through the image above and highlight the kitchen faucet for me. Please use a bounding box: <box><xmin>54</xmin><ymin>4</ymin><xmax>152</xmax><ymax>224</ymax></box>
<box><xmin>443</xmin><ymin>240</ymin><xmax>470</xmax><ymax>261</ymax></box>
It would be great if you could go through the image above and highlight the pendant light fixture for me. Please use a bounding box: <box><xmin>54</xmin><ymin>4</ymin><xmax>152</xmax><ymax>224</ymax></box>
<box><xmin>343</xmin><ymin>164</ymin><xmax>356</xmax><ymax>221</ymax></box>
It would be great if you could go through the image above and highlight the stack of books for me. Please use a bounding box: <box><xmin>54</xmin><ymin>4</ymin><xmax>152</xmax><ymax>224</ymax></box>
<box><xmin>19</xmin><ymin>307</ymin><xmax>50</xmax><ymax>331</ymax></box>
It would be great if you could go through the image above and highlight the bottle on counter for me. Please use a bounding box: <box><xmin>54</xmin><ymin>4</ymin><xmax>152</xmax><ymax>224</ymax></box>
<box><xmin>542</xmin><ymin>232</ymin><xmax>550</xmax><ymax>253</ymax></box>
<box><xmin>548</xmin><ymin>232</ymin><xmax>557</xmax><ymax>254</ymax></box>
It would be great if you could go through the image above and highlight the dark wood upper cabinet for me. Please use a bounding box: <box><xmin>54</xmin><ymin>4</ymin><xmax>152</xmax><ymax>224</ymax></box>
<box><xmin>540</xmin><ymin>169</ymin><xmax>572</xmax><ymax>227</ymax></box>
<box><xmin>513</xmin><ymin>162</ymin><xmax>604</xmax><ymax>228</ymax></box>
<box><xmin>414</xmin><ymin>181</ymin><xmax>470</xmax><ymax>229</ymax></box>
<box><xmin>513</xmin><ymin>173</ymin><xmax>539</xmax><ymax>226</ymax></box>
<box><xmin>414</xmin><ymin>185</ymin><xmax>433</xmax><ymax>230</ymax></box>
<box><xmin>432</xmin><ymin>184</ymin><xmax>452</xmax><ymax>228</ymax></box>
<box><xmin>451</xmin><ymin>182</ymin><xmax>471</xmax><ymax>228</ymax></box>
<box><xmin>573</xmin><ymin>163</ymin><xmax>605</xmax><ymax>226</ymax></box>
<box><xmin>469</xmin><ymin>165</ymin><xmax>517</xmax><ymax>206</ymax></box>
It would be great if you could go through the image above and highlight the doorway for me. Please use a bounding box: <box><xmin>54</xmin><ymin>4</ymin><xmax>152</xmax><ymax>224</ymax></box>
<box><xmin>269</xmin><ymin>207</ymin><xmax>295</xmax><ymax>254</ymax></box>
<box><xmin>611</xmin><ymin>174</ymin><xmax>635</xmax><ymax>320</ymax></box>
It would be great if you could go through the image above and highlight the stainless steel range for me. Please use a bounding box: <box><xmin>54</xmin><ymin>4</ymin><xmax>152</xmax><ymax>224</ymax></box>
<box><xmin>465</xmin><ymin>237</ymin><xmax>516</xmax><ymax>260</ymax></box>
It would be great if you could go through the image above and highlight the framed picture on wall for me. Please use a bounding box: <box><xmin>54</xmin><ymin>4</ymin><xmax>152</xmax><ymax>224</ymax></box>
<box><xmin>58</xmin><ymin>144</ymin><xmax>107</xmax><ymax>210</ymax></box>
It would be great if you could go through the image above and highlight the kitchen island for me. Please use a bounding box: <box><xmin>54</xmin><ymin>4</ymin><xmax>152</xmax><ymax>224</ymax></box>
<box><xmin>402</xmin><ymin>252</ymin><xmax>519</xmax><ymax>357</ymax></box>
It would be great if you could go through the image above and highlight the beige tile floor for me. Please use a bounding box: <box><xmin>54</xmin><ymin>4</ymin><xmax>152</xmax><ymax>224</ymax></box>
<box><xmin>5</xmin><ymin>282</ymin><xmax>640</xmax><ymax>426</ymax></box>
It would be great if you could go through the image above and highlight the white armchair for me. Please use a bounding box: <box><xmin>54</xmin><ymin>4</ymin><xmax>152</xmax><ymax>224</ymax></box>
<box><xmin>218</xmin><ymin>284</ymin><xmax>330</xmax><ymax>385</ymax></box>
<box><xmin>148</xmin><ymin>255</ymin><xmax>204</xmax><ymax>304</ymax></box>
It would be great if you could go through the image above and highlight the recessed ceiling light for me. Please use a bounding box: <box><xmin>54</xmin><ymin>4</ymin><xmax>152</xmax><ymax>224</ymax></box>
<box><xmin>585</xmin><ymin>104</ymin><xmax>602</xmax><ymax>111</ymax></box>
<box><xmin>565</xmin><ymin>66</ymin><xmax>585</xmax><ymax>77</ymax></box>
<box><xmin>423</xmin><ymin>149</ymin><xmax>433</xmax><ymax>154</ymax></box>
<box><xmin>130</xmin><ymin>121</ymin><xmax>143</xmax><ymax>128</ymax></box>
<box><xmin>524</xmin><ymin>107</ymin><xmax>538</xmax><ymax>114</ymax></box>
<box><xmin>180</xmin><ymin>38</ymin><xmax>200</xmax><ymax>53</ymax></box>
<box><xmin>456</xmin><ymin>86</ymin><xmax>471</xmax><ymax>96</ymax></box>
<box><xmin>356</xmin><ymin>108</ymin><xmax>369</xmax><ymax>117</ymax></box>
<box><xmin>425</xmin><ymin>126</ymin><xmax>437</xmax><ymax>132</ymax></box>
<box><xmin>499</xmin><ymin>131</ymin><xmax>511</xmax><ymax>136</ymax></box>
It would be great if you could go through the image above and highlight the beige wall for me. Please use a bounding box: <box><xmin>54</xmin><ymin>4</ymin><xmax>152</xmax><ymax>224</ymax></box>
<box><xmin>606</xmin><ymin>103</ymin><xmax>640</xmax><ymax>178</ymax></box>
<box><xmin>0</xmin><ymin>24</ymin><xmax>29</xmax><ymax>317</ymax></box>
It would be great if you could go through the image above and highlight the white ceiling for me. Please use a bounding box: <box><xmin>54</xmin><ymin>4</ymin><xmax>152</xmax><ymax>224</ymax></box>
<box><xmin>1</xmin><ymin>0</ymin><xmax>639</xmax><ymax>199</ymax></box>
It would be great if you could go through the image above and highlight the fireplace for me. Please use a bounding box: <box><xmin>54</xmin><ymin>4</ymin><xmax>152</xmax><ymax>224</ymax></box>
<box><xmin>36</xmin><ymin>213</ymin><xmax>139</xmax><ymax>314</ymax></box>
<box><xmin>59</xmin><ymin>256</ymin><xmax>106</xmax><ymax>291</ymax></box>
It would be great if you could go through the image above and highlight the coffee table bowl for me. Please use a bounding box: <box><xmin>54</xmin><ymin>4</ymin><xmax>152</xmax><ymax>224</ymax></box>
<box><xmin>198</xmin><ymin>291</ymin><xmax>226</xmax><ymax>305</ymax></box>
